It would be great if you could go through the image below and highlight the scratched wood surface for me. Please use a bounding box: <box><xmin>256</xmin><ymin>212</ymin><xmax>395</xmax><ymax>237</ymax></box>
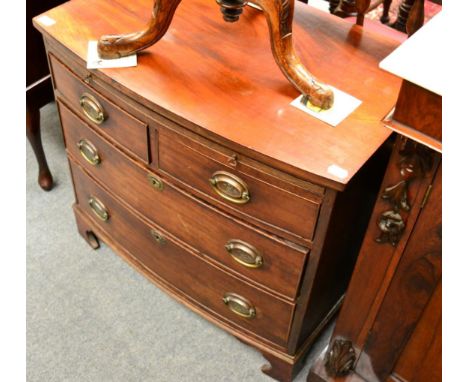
<box><xmin>34</xmin><ymin>0</ymin><xmax>401</xmax><ymax>190</ymax></box>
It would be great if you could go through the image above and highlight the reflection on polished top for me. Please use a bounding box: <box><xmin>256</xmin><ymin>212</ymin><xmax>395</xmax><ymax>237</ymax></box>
<box><xmin>34</xmin><ymin>0</ymin><xmax>401</xmax><ymax>189</ymax></box>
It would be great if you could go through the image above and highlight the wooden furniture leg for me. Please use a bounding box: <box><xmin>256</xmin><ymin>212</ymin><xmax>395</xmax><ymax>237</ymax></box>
<box><xmin>381</xmin><ymin>0</ymin><xmax>392</xmax><ymax>23</ymax></box>
<box><xmin>391</xmin><ymin>0</ymin><xmax>425</xmax><ymax>34</ymax></box>
<box><xmin>333</xmin><ymin>0</ymin><xmax>357</xmax><ymax>18</ymax></box>
<box><xmin>391</xmin><ymin>0</ymin><xmax>415</xmax><ymax>32</ymax></box>
<box><xmin>97</xmin><ymin>0</ymin><xmax>334</xmax><ymax>109</ymax></box>
<box><xmin>328</xmin><ymin>0</ymin><xmax>341</xmax><ymax>13</ymax></box>
<box><xmin>98</xmin><ymin>0</ymin><xmax>183</xmax><ymax>59</ymax></box>
<box><xmin>355</xmin><ymin>0</ymin><xmax>370</xmax><ymax>25</ymax></box>
<box><xmin>26</xmin><ymin>103</ymin><xmax>53</xmax><ymax>191</ymax></box>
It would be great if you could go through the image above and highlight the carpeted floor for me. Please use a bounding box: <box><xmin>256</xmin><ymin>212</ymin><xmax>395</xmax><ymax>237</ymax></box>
<box><xmin>26</xmin><ymin>101</ymin><xmax>333</xmax><ymax>381</ymax></box>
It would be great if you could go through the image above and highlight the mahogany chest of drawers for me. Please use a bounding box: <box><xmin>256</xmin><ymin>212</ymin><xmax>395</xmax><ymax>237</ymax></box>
<box><xmin>34</xmin><ymin>0</ymin><xmax>401</xmax><ymax>380</ymax></box>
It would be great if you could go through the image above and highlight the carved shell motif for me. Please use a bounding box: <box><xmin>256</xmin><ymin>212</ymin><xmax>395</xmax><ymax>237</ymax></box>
<box><xmin>325</xmin><ymin>339</ymin><xmax>356</xmax><ymax>377</ymax></box>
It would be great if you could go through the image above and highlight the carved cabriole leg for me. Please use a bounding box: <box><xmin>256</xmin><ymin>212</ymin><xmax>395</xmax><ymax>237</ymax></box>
<box><xmin>251</xmin><ymin>0</ymin><xmax>334</xmax><ymax>109</ymax></box>
<box><xmin>26</xmin><ymin>104</ymin><xmax>53</xmax><ymax>191</ymax></box>
<box><xmin>97</xmin><ymin>0</ymin><xmax>184</xmax><ymax>59</ymax></box>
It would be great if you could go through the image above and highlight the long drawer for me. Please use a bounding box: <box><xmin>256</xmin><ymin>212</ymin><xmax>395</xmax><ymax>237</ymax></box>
<box><xmin>59</xmin><ymin>100</ymin><xmax>308</xmax><ymax>300</ymax></box>
<box><xmin>157</xmin><ymin>128</ymin><xmax>323</xmax><ymax>241</ymax></box>
<box><xmin>70</xmin><ymin>160</ymin><xmax>295</xmax><ymax>347</ymax></box>
<box><xmin>49</xmin><ymin>53</ymin><xmax>149</xmax><ymax>163</ymax></box>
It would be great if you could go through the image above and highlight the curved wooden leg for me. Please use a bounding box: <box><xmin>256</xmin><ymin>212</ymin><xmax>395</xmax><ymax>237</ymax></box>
<box><xmin>251</xmin><ymin>0</ymin><xmax>334</xmax><ymax>109</ymax></box>
<box><xmin>26</xmin><ymin>104</ymin><xmax>53</xmax><ymax>191</ymax></box>
<box><xmin>97</xmin><ymin>0</ymin><xmax>184</xmax><ymax>59</ymax></box>
<box><xmin>99</xmin><ymin>0</ymin><xmax>333</xmax><ymax>109</ymax></box>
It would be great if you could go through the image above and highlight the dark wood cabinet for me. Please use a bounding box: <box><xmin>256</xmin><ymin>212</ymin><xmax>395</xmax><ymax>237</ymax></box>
<box><xmin>307</xmin><ymin>16</ymin><xmax>442</xmax><ymax>382</ymax></box>
<box><xmin>33</xmin><ymin>0</ymin><xmax>402</xmax><ymax>380</ymax></box>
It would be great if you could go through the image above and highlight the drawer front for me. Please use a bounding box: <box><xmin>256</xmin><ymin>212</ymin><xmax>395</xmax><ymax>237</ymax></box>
<box><xmin>49</xmin><ymin>54</ymin><xmax>149</xmax><ymax>162</ymax></box>
<box><xmin>157</xmin><ymin>128</ymin><xmax>322</xmax><ymax>241</ymax></box>
<box><xmin>71</xmin><ymin>161</ymin><xmax>295</xmax><ymax>347</ymax></box>
<box><xmin>59</xmin><ymin>101</ymin><xmax>308</xmax><ymax>300</ymax></box>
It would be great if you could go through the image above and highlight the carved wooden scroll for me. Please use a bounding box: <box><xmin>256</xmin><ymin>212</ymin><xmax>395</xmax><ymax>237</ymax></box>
<box><xmin>97</xmin><ymin>0</ymin><xmax>334</xmax><ymax>109</ymax></box>
<box><xmin>375</xmin><ymin>138</ymin><xmax>433</xmax><ymax>246</ymax></box>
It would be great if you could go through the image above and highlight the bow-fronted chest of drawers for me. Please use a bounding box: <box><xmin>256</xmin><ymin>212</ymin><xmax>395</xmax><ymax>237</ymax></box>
<box><xmin>34</xmin><ymin>0</ymin><xmax>401</xmax><ymax>380</ymax></box>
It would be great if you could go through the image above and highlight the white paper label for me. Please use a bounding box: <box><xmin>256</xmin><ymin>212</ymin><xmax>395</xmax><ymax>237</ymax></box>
<box><xmin>290</xmin><ymin>86</ymin><xmax>362</xmax><ymax>127</ymax></box>
<box><xmin>86</xmin><ymin>41</ymin><xmax>137</xmax><ymax>69</ymax></box>
<box><xmin>37</xmin><ymin>15</ymin><xmax>56</xmax><ymax>27</ymax></box>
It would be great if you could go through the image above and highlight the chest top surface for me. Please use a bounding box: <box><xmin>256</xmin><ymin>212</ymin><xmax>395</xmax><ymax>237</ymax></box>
<box><xmin>34</xmin><ymin>0</ymin><xmax>401</xmax><ymax>189</ymax></box>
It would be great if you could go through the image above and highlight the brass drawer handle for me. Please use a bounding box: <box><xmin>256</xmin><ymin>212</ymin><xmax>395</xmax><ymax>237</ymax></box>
<box><xmin>150</xmin><ymin>229</ymin><xmax>166</xmax><ymax>245</ymax></box>
<box><xmin>225</xmin><ymin>239</ymin><xmax>263</xmax><ymax>269</ymax></box>
<box><xmin>77</xmin><ymin>139</ymin><xmax>101</xmax><ymax>166</ymax></box>
<box><xmin>209</xmin><ymin>171</ymin><xmax>250</xmax><ymax>204</ymax></box>
<box><xmin>222</xmin><ymin>293</ymin><xmax>256</xmax><ymax>319</ymax></box>
<box><xmin>88</xmin><ymin>196</ymin><xmax>109</xmax><ymax>221</ymax></box>
<box><xmin>147</xmin><ymin>174</ymin><xmax>164</xmax><ymax>191</ymax></box>
<box><xmin>80</xmin><ymin>92</ymin><xmax>107</xmax><ymax>125</ymax></box>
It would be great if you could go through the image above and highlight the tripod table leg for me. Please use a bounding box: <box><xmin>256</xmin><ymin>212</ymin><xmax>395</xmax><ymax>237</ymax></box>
<box><xmin>251</xmin><ymin>0</ymin><xmax>334</xmax><ymax>109</ymax></box>
<box><xmin>98</xmin><ymin>0</ymin><xmax>184</xmax><ymax>59</ymax></box>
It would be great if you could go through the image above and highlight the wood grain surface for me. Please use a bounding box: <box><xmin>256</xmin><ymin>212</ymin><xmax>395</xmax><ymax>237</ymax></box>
<box><xmin>70</xmin><ymin>158</ymin><xmax>296</xmax><ymax>348</ymax></box>
<box><xmin>34</xmin><ymin>0</ymin><xmax>401</xmax><ymax>190</ymax></box>
<box><xmin>58</xmin><ymin>98</ymin><xmax>310</xmax><ymax>300</ymax></box>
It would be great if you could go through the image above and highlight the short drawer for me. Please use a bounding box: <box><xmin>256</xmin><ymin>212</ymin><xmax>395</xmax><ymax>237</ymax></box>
<box><xmin>49</xmin><ymin>53</ymin><xmax>149</xmax><ymax>162</ymax></box>
<box><xmin>71</xmin><ymin>162</ymin><xmax>295</xmax><ymax>347</ymax></box>
<box><xmin>157</xmin><ymin>128</ymin><xmax>323</xmax><ymax>241</ymax></box>
<box><xmin>59</xmin><ymin>101</ymin><xmax>308</xmax><ymax>300</ymax></box>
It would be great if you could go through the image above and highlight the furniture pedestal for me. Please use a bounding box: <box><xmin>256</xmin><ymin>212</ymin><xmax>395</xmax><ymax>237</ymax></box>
<box><xmin>96</xmin><ymin>0</ymin><xmax>334</xmax><ymax>109</ymax></box>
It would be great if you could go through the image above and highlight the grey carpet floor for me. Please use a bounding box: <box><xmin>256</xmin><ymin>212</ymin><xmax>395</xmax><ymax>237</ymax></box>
<box><xmin>26</xmin><ymin>102</ymin><xmax>332</xmax><ymax>382</ymax></box>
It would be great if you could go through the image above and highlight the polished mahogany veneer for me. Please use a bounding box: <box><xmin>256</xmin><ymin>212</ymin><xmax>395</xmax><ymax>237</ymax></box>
<box><xmin>34</xmin><ymin>0</ymin><xmax>401</xmax><ymax>380</ymax></box>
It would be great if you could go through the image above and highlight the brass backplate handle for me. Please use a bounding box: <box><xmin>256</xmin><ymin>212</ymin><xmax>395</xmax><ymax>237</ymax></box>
<box><xmin>88</xmin><ymin>196</ymin><xmax>109</xmax><ymax>222</ymax></box>
<box><xmin>222</xmin><ymin>292</ymin><xmax>256</xmax><ymax>319</ymax></box>
<box><xmin>150</xmin><ymin>228</ymin><xmax>167</xmax><ymax>245</ymax></box>
<box><xmin>225</xmin><ymin>239</ymin><xmax>263</xmax><ymax>268</ymax></box>
<box><xmin>80</xmin><ymin>92</ymin><xmax>107</xmax><ymax>125</ymax></box>
<box><xmin>209</xmin><ymin>171</ymin><xmax>250</xmax><ymax>204</ymax></box>
<box><xmin>77</xmin><ymin>139</ymin><xmax>101</xmax><ymax>166</ymax></box>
